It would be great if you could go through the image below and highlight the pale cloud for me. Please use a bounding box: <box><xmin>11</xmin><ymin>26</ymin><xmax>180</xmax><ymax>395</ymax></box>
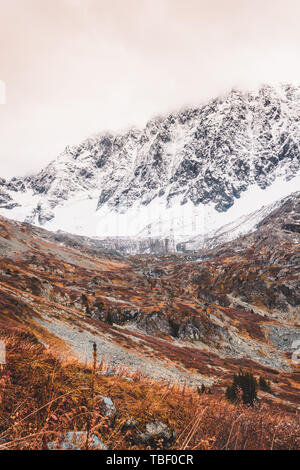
<box><xmin>1</xmin><ymin>0</ymin><xmax>300</xmax><ymax>178</ymax></box>
<box><xmin>0</xmin><ymin>80</ymin><xmax>5</xmax><ymax>104</ymax></box>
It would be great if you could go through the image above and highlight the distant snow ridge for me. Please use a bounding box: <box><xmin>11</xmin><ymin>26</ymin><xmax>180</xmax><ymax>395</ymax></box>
<box><xmin>0</xmin><ymin>83</ymin><xmax>300</xmax><ymax>243</ymax></box>
<box><xmin>178</xmin><ymin>194</ymin><xmax>286</xmax><ymax>252</ymax></box>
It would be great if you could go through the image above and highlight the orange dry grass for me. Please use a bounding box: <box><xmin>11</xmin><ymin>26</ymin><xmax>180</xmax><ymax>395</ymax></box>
<box><xmin>0</xmin><ymin>324</ymin><xmax>299</xmax><ymax>450</ymax></box>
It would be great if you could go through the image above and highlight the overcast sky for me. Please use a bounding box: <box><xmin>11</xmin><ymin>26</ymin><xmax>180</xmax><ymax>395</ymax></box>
<box><xmin>1</xmin><ymin>0</ymin><xmax>300</xmax><ymax>178</ymax></box>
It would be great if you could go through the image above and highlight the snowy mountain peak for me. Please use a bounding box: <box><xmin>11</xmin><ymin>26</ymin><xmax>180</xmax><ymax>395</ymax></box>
<box><xmin>0</xmin><ymin>83</ymin><xmax>300</xmax><ymax>242</ymax></box>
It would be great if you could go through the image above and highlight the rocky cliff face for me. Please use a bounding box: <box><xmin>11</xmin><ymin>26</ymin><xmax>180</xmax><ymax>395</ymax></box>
<box><xmin>1</xmin><ymin>84</ymin><xmax>300</xmax><ymax>243</ymax></box>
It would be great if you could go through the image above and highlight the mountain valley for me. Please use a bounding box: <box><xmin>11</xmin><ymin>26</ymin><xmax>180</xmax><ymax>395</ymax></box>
<box><xmin>0</xmin><ymin>190</ymin><xmax>299</xmax><ymax>412</ymax></box>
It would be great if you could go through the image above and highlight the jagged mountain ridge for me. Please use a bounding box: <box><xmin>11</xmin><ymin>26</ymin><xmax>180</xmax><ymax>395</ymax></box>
<box><xmin>0</xmin><ymin>83</ymin><xmax>300</xmax><ymax>240</ymax></box>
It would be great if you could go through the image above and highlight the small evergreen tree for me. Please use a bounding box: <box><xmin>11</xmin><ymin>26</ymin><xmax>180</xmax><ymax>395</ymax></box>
<box><xmin>197</xmin><ymin>383</ymin><xmax>206</xmax><ymax>395</ymax></box>
<box><xmin>226</xmin><ymin>369</ymin><xmax>258</xmax><ymax>406</ymax></box>
<box><xmin>226</xmin><ymin>384</ymin><xmax>238</xmax><ymax>403</ymax></box>
<box><xmin>259</xmin><ymin>376</ymin><xmax>271</xmax><ymax>393</ymax></box>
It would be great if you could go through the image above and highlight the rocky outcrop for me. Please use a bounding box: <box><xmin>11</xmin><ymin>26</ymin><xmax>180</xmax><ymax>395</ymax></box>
<box><xmin>96</xmin><ymin>396</ymin><xmax>116</xmax><ymax>420</ymax></box>
<box><xmin>137</xmin><ymin>421</ymin><xmax>175</xmax><ymax>448</ymax></box>
<box><xmin>47</xmin><ymin>431</ymin><xmax>108</xmax><ymax>450</ymax></box>
<box><xmin>137</xmin><ymin>311</ymin><xmax>174</xmax><ymax>336</ymax></box>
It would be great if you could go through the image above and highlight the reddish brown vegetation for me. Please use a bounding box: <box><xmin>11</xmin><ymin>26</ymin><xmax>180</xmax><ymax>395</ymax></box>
<box><xmin>0</xmin><ymin>212</ymin><xmax>299</xmax><ymax>453</ymax></box>
<box><xmin>0</xmin><ymin>323</ymin><xmax>299</xmax><ymax>450</ymax></box>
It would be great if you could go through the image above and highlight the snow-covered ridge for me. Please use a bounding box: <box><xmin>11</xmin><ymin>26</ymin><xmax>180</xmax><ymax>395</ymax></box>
<box><xmin>179</xmin><ymin>187</ymin><xmax>300</xmax><ymax>252</ymax></box>
<box><xmin>0</xmin><ymin>83</ymin><xmax>300</xmax><ymax>244</ymax></box>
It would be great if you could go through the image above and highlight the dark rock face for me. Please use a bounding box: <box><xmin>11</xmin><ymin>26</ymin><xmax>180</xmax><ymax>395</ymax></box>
<box><xmin>0</xmin><ymin>187</ymin><xmax>17</xmax><ymax>210</ymax></box>
<box><xmin>0</xmin><ymin>202</ymin><xmax>20</xmax><ymax>210</ymax></box>
<box><xmin>0</xmin><ymin>189</ymin><xmax>11</xmax><ymax>205</ymax></box>
<box><xmin>95</xmin><ymin>136</ymin><xmax>113</xmax><ymax>168</ymax></box>
<box><xmin>282</xmin><ymin>223</ymin><xmax>300</xmax><ymax>233</ymax></box>
<box><xmin>278</xmin><ymin>282</ymin><xmax>300</xmax><ymax>307</ymax></box>
<box><xmin>137</xmin><ymin>312</ymin><xmax>173</xmax><ymax>336</ymax></box>
<box><xmin>198</xmin><ymin>288</ymin><xmax>230</xmax><ymax>307</ymax></box>
<box><xmin>91</xmin><ymin>306</ymin><xmax>140</xmax><ymax>325</ymax></box>
<box><xmin>177</xmin><ymin>320</ymin><xmax>202</xmax><ymax>341</ymax></box>
<box><xmin>25</xmin><ymin>205</ymin><xmax>54</xmax><ymax>225</ymax></box>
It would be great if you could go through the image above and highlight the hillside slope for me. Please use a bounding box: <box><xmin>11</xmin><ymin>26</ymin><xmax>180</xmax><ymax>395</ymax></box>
<box><xmin>0</xmin><ymin>192</ymin><xmax>299</xmax><ymax>408</ymax></box>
